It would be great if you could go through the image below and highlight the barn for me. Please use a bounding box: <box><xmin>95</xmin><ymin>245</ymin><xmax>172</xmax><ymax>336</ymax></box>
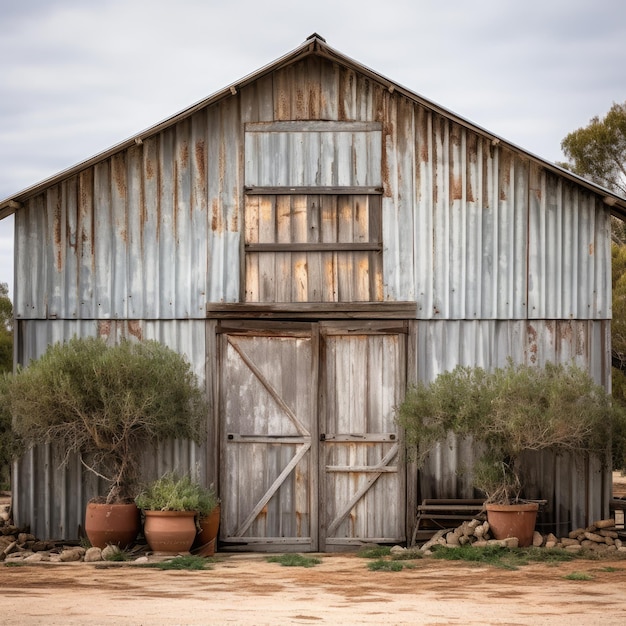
<box><xmin>2</xmin><ymin>34</ymin><xmax>626</xmax><ymax>550</ymax></box>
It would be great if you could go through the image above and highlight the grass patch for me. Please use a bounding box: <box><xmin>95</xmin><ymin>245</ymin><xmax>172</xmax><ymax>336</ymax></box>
<box><xmin>564</xmin><ymin>571</ymin><xmax>593</xmax><ymax>581</ymax></box>
<box><xmin>431</xmin><ymin>545</ymin><xmax>578</xmax><ymax>570</ymax></box>
<box><xmin>356</xmin><ymin>545</ymin><xmax>392</xmax><ymax>559</ymax></box>
<box><xmin>266</xmin><ymin>553</ymin><xmax>321</xmax><ymax>568</ymax></box>
<box><xmin>367</xmin><ymin>559</ymin><xmax>404</xmax><ymax>572</ymax></box>
<box><xmin>596</xmin><ymin>566</ymin><xmax>624</xmax><ymax>573</ymax></box>
<box><xmin>391</xmin><ymin>549</ymin><xmax>423</xmax><ymax>561</ymax></box>
<box><xmin>138</xmin><ymin>555</ymin><xmax>213</xmax><ymax>570</ymax></box>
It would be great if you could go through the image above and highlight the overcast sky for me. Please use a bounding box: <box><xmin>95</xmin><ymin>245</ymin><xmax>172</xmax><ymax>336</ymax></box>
<box><xmin>1</xmin><ymin>0</ymin><xmax>625</xmax><ymax>301</ymax></box>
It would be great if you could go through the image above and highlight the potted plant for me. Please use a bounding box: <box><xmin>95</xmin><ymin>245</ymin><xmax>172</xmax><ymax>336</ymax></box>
<box><xmin>135</xmin><ymin>472</ymin><xmax>216</xmax><ymax>555</ymax></box>
<box><xmin>1</xmin><ymin>337</ymin><xmax>207</xmax><ymax>549</ymax></box>
<box><xmin>397</xmin><ymin>361</ymin><xmax>626</xmax><ymax>546</ymax></box>
<box><xmin>194</xmin><ymin>483</ymin><xmax>220</xmax><ymax>557</ymax></box>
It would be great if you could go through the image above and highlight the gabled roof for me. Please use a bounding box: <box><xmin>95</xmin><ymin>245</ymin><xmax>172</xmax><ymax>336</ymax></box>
<box><xmin>2</xmin><ymin>33</ymin><xmax>625</xmax><ymax>220</ymax></box>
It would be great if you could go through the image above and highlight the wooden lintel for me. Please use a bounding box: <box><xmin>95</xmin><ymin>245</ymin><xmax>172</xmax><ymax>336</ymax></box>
<box><xmin>207</xmin><ymin>302</ymin><xmax>418</xmax><ymax>320</ymax></box>
<box><xmin>244</xmin><ymin>186</ymin><xmax>383</xmax><ymax>195</ymax></box>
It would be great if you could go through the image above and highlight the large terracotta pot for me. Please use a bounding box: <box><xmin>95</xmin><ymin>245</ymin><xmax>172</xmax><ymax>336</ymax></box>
<box><xmin>194</xmin><ymin>505</ymin><xmax>220</xmax><ymax>557</ymax></box>
<box><xmin>486</xmin><ymin>502</ymin><xmax>539</xmax><ymax>547</ymax></box>
<box><xmin>143</xmin><ymin>510</ymin><xmax>197</xmax><ymax>554</ymax></box>
<box><xmin>84</xmin><ymin>502</ymin><xmax>140</xmax><ymax>549</ymax></box>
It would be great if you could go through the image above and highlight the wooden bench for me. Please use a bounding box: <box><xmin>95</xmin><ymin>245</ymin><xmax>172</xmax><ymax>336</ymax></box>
<box><xmin>412</xmin><ymin>498</ymin><xmax>486</xmax><ymax>545</ymax></box>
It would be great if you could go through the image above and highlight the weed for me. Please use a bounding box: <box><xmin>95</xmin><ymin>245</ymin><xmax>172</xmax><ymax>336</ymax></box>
<box><xmin>356</xmin><ymin>545</ymin><xmax>392</xmax><ymax>559</ymax></box>
<box><xmin>596</xmin><ymin>566</ymin><xmax>624</xmax><ymax>573</ymax></box>
<box><xmin>391</xmin><ymin>549</ymin><xmax>423</xmax><ymax>561</ymax></box>
<box><xmin>266</xmin><ymin>554</ymin><xmax>321</xmax><ymax>568</ymax></box>
<box><xmin>138</xmin><ymin>555</ymin><xmax>213</xmax><ymax>570</ymax></box>
<box><xmin>564</xmin><ymin>571</ymin><xmax>593</xmax><ymax>581</ymax></box>
<box><xmin>431</xmin><ymin>545</ymin><xmax>579</xmax><ymax>570</ymax></box>
<box><xmin>367</xmin><ymin>559</ymin><xmax>404</xmax><ymax>572</ymax></box>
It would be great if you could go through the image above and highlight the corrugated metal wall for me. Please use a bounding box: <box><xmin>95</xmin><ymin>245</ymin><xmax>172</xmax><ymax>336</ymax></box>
<box><xmin>14</xmin><ymin>55</ymin><xmax>611</xmax><ymax>322</ymax></box>
<box><xmin>12</xmin><ymin>320</ymin><xmax>208</xmax><ymax>538</ymax></box>
<box><xmin>11</xmin><ymin>53</ymin><xmax>614</xmax><ymax>539</ymax></box>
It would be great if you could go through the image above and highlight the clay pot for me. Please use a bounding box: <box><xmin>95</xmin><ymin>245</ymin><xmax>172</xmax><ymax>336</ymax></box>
<box><xmin>84</xmin><ymin>502</ymin><xmax>140</xmax><ymax>549</ymax></box>
<box><xmin>143</xmin><ymin>510</ymin><xmax>197</xmax><ymax>554</ymax></box>
<box><xmin>194</xmin><ymin>505</ymin><xmax>220</xmax><ymax>557</ymax></box>
<box><xmin>486</xmin><ymin>502</ymin><xmax>539</xmax><ymax>547</ymax></box>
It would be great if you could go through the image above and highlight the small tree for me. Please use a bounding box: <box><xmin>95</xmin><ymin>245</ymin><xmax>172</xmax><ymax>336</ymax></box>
<box><xmin>1</xmin><ymin>337</ymin><xmax>208</xmax><ymax>503</ymax></box>
<box><xmin>397</xmin><ymin>361</ymin><xmax>626</xmax><ymax>503</ymax></box>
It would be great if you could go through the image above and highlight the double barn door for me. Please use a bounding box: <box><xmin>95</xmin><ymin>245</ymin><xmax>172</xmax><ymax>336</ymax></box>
<box><xmin>219</xmin><ymin>321</ymin><xmax>407</xmax><ymax>552</ymax></box>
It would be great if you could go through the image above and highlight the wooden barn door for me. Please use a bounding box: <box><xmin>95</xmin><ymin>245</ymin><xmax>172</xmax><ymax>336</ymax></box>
<box><xmin>218</xmin><ymin>321</ymin><xmax>406</xmax><ymax>552</ymax></box>
<box><xmin>319</xmin><ymin>322</ymin><xmax>407</xmax><ymax>550</ymax></box>
<box><xmin>219</xmin><ymin>324</ymin><xmax>317</xmax><ymax>552</ymax></box>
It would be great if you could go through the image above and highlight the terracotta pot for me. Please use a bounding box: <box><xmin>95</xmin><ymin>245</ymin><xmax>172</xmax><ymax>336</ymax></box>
<box><xmin>486</xmin><ymin>502</ymin><xmax>539</xmax><ymax>547</ymax></box>
<box><xmin>84</xmin><ymin>502</ymin><xmax>140</xmax><ymax>549</ymax></box>
<box><xmin>194</xmin><ymin>505</ymin><xmax>220</xmax><ymax>557</ymax></box>
<box><xmin>143</xmin><ymin>510</ymin><xmax>197</xmax><ymax>554</ymax></box>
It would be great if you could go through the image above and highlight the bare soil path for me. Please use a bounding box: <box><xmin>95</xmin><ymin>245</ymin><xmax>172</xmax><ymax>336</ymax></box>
<box><xmin>2</xmin><ymin>553</ymin><xmax>626</xmax><ymax>625</ymax></box>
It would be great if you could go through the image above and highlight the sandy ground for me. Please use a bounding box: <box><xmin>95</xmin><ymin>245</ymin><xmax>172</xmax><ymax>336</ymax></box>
<box><xmin>2</xmin><ymin>475</ymin><xmax>626</xmax><ymax>625</ymax></box>
<box><xmin>2</xmin><ymin>552</ymin><xmax>626</xmax><ymax>625</ymax></box>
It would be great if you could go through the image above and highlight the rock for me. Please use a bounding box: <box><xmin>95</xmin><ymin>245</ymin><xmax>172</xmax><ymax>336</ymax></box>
<box><xmin>18</xmin><ymin>533</ymin><xmax>36</xmax><ymax>544</ymax></box>
<box><xmin>59</xmin><ymin>548</ymin><xmax>83</xmax><ymax>562</ymax></box>
<box><xmin>2</xmin><ymin>540</ymin><xmax>18</xmax><ymax>556</ymax></box>
<box><xmin>615</xmin><ymin>539</ymin><xmax>623</xmax><ymax>549</ymax></box>
<box><xmin>446</xmin><ymin>533</ymin><xmax>460</xmax><ymax>546</ymax></box>
<box><xmin>599</xmin><ymin>529</ymin><xmax>618</xmax><ymax>539</ymax></box>
<box><xmin>49</xmin><ymin>554</ymin><xmax>63</xmax><ymax>562</ymax></box>
<box><xmin>618</xmin><ymin>546</ymin><xmax>626</xmax><ymax>553</ymax></box>
<box><xmin>468</xmin><ymin>519</ymin><xmax>481</xmax><ymax>531</ymax></box>
<box><xmin>545</xmin><ymin>540</ymin><xmax>557</xmax><ymax>549</ymax></box>
<box><xmin>24</xmin><ymin>552</ymin><xmax>45</xmax><ymax>562</ymax></box>
<box><xmin>546</xmin><ymin>533</ymin><xmax>558</xmax><ymax>544</ymax></box>
<box><xmin>569</xmin><ymin>528</ymin><xmax>585</xmax><ymax>539</ymax></box>
<box><xmin>420</xmin><ymin>529</ymin><xmax>448</xmax><ymax>552</ymax></box>
<box><xmin>0</xmin><ymin>511</ymin><xmax>9</xmax><ymax>523</ymax></box>
<box><xmin>532</xmin><ymin>531</ymin><xmax>544</xmax><ymax>547</ymax></box>
<box><xmin>503</xmin><ymin>537</ymin><xmax>519</xmax><ymax>549</ymax></box>
<box><xmin>390</xmin><ymin>545</ymin><xmax>407</xmax><ymax>554</ymax></box>
<box><xmin>472</xmin><ymin>540</ymin><xmax>489</xmax><ymax>548</ymax></box>
<box><xmin>594</xmin><ymin>519</ymin><xmax>615</xmax><ymax>529</ymax></box>
<box><xmin>31</xmin><ymin>541</ymin><xmax>52</xmax><ymax>552</ymax></box>
<box><xmin>565</xmin><ymin>544</ymin><xmax>584</xmax><ymax>552</ymax></box>
<box><xmin>487</xmin><ymin>539</ymin><xmax>508</xmax><ymax>548</ymax></box>
<box><xmin>560</xmin><ymin>538</ymin><xmax>580</xmax><ymax>547</ymax></box>
<box><xmin>458</xmin><ymin>535</ymin><xmax>470</xmax><ymax>546</ymax></box>
<box><xmin>584</xmin><ymin>531</ymin><xmax>605</xmax><ymax>543</ymax></box>
<box><xmin>604</xmin><ymin>536</ymin><xmax>615</xmax><ymax>546</ymax></box>
<box><xmin>101</xmin><ymin>544</ymin><xmax>121</xmax><ymax>560</ymax></box>
<box><xmin>134</xmin><ymin>556</ymin><xmax>149</xmax><ymax>563</ymax></box>
<box><xmin>84</xmin><ymin>547</ymin><xmax>103</xmax><ymax>562</ymax></box>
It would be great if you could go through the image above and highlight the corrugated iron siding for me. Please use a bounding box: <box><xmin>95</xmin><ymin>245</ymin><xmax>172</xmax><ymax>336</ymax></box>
<box><xmin>12</xmin><ymin>320</ymin><xmax>208</xmax><ymax>538</ymax></box>
<box><xmin>411</xmin><ymin>319</ymin><xmax>612</xmax><ymax>531</ymax></box>
<box><xmin>14</xmin><ymin>55</ymin><xmax>611</xmax><ymax>321</ymax></box>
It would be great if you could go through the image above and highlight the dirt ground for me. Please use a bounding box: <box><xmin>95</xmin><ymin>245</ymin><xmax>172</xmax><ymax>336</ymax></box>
<box><xmin>2</xmin><ymin>552</ymin><xmax>626</xmax><ymax>625</ymax></box>
<box><xmin>2</xmin><ymin>475</ymin><xmax>626</xmax><ymax>625</ymax></box>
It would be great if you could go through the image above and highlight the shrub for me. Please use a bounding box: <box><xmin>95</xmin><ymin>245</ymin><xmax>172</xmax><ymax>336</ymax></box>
<box><xmin>3</xmin><ymin>337</ymin><xmax>208</xmax><ymax>503</ymax></box>
<box><xmin>397</xmin><ymin>361</ymin><xmax>626</xmax><ymax>503</ymax></box>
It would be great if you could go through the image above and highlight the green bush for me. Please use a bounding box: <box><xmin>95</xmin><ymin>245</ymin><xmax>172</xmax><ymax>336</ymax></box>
<box><xmin>3</xmin><ymin>337</ymin><xmax>208</xmax><ymax>503</ymax></box>
<box><xmin>397</xmin><ymin>361</ymin><xmax>626</xmax><ymax>503</ymax></box>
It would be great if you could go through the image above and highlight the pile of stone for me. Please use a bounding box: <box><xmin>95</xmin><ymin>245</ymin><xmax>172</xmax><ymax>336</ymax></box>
<box><xmin>417</xmin><ymin>517</ymin><xmax>626</xmax><ymax>554</ymax></box>
<box><xmin>1</xmin><ymin>501</ymin><xmax>150</xmax><ymax>564</ymax></box>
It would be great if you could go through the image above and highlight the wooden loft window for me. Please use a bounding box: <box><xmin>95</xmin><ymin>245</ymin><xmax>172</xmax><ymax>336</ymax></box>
<box><xmin>243</xmin><ymin>121</ymin><xmax>384</xmax><ymax>304</ymax></box>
